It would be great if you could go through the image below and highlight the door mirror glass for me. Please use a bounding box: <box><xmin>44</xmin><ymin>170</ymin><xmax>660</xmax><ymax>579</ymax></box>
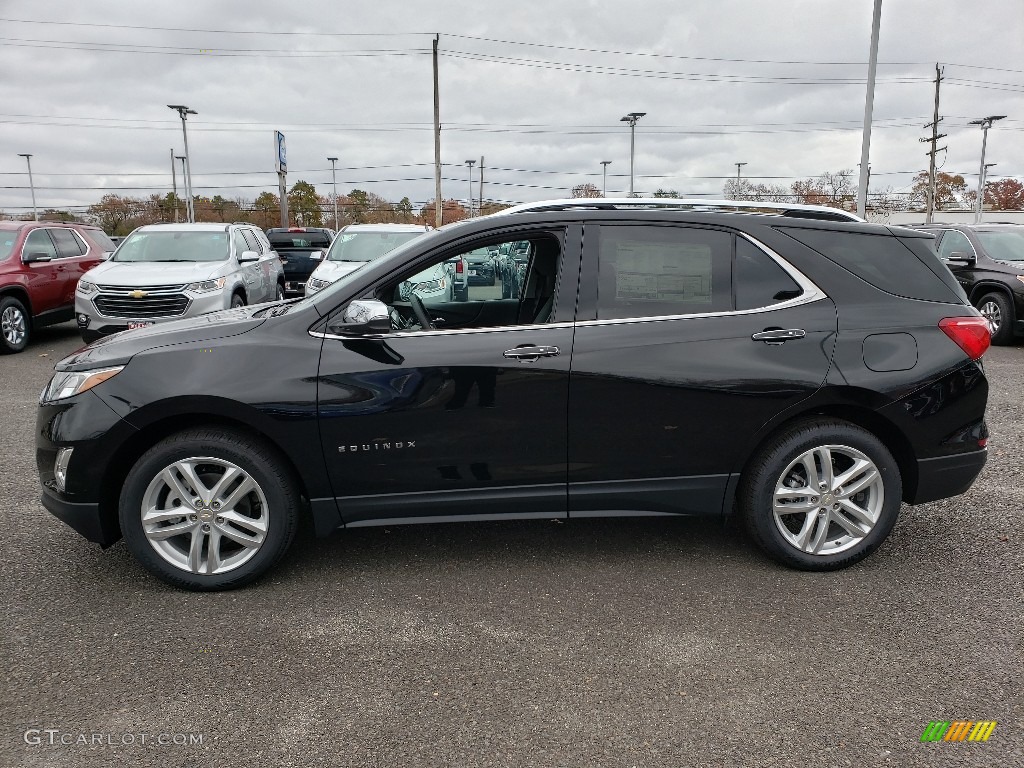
<box><xmin>330</xmin><ymin>299</ymin><xmax>391</xmax><ymax>336</ymax></box>
<box><xmin>238</xmin><ymin>250</ymin><xmax>260</xmax><ymax>263</ymax></box>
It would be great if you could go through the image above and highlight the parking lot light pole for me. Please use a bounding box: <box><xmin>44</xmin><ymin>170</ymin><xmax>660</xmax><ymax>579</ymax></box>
<box><xmin>969</xmin><ymin>115</ymin><xmax>1006</xmax><ymax>223</ymax></box>
<box><xmin>17</xmin><ymin>153</ymin><xmax>37</xmax><ymax>221</ymax></box>
<box><xmin>620</xmin><ymin>112</ymin><xmax>645</xmax><ymax>197</ymax></box>
<box><xmin>168</xmin><ymin>105</ymin><xmax>197</xmax><ymax>222</ymax></box>
<box><xmin>175</xmin><ymin>156</ymin><xmax>187</xmax><ymax>222</ymax></box>
<box><xmin>465</xmin><ymin>159</ymin><xmax>476</xmax><ymax>217</ymax></box>
<box><xmin>327</xmin><ymin>157</ymin><xmax>339</xmax><ymax>230</ymax></box>
<box><xmin>601</xmin><ymin>160</ymin><xmax>612</xmax><ymax>196</ymax></box>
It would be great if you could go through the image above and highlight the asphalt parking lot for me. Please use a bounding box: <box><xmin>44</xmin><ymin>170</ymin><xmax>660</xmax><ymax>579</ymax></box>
<box><xmin>3</xmin><ymin>322</ymin><xmax>1021</xmax><ymax>768</ymax></box>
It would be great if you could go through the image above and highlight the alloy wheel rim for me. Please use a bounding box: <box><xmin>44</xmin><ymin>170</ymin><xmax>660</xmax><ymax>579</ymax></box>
<box><xmin>140</xmin><ymin>456</ymin><xmax>269</xmax><ymax>575</ymax></box>
<box><xmin>772</xmin><ymin>444</ymin><xmax>884</xmax><ymax>556</ymax></box>
<box><xmin>2</xmin><ymin>305</ymin><xmax>26</xmax><ymax>346</ymax></box>
<box><xmin>980</xmin><ymin>301</ymin><xmax>1001</xmax><ymax>334</ymax></box>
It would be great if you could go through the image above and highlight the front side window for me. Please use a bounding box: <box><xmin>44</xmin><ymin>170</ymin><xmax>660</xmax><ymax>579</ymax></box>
<box><xmin>113</xmin><ymin>231</ymin><xmax>229</xmax><ymax>263</ymax></box>
<box><xmin>596</xmin><ymin>225</ymin><xmax>732</xmax><ymax>319</ymax></box>
<box><xmin>23</xmin><ymin>229</ymin><xmax>58</xmax><ymax>260</ymax></box>
<box><xmin>936</xmin><ymin>230</ymin><xmax>975</xmax><ymax>261</ymax></box>
<box><xmin>232</xmin><ymin>230</ymin><xmax>251</xmax><ymax>258</ymax></box>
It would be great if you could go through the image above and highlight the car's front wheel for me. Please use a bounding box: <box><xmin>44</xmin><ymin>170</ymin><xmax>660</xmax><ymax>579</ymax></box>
<box><xmin>977</xmin><ymin>292</ymin><xmax>1013</xmax><ymax>345</ymax></box>
<box><xmin>0</xmin><ymin>295</ymin><xmax>30</xmax><ymax>354</ymax></box>
<box><xmin>739</xmin><ymin>419</ymin><xmax>902</xmax><ymax>571</ymax></box>
<box><xmin>118</xmin><ymin>429</ymin><xmax>299</xmax><ymax>590</ymax></box>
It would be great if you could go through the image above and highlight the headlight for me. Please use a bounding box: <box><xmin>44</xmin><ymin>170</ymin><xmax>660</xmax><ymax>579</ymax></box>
<box><xmin>77</xmin><ymin>280</ymin><xmax>97</xmax><ymax>296</ymax></box>
<box><xmin>306</xmin><ymin>277</ymin><xmax>330</xmax><ymax>294</ymax></box>
<box><xmin>185</xmin><ymin>277</ymin><xmax>226</xmax><ymax>293</ymax></box>
<box><xmin>41</xmin><ymin>366</ymin><xmax>124</xmax><ymax>402</ymax></box>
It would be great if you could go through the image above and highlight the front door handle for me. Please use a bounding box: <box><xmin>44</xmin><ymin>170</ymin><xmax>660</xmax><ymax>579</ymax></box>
<box><xmin>751</xmin><ymin>328</ymin><xmax>806</xmax><ymax>344</ymax></box>
<box><xmin>503</xmin><ymin>345</ymin><xmax>560</xmax><ymax>360</ymax></box>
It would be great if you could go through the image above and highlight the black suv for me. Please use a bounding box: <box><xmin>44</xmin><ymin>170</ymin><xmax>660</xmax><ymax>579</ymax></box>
<box><xmin>37</xmin><ymin>199</ymin><xmax>991</xmax><ymax>590</ymax></box>
<box><xmin>265</xmin><ymin>227</ymin><xmax>335</xmax><ymax>296</ymax></box>
<box><xmin>907</xmin><ymin>223</ymin><xmax>1024</xmax><ymax>345</ymax></box>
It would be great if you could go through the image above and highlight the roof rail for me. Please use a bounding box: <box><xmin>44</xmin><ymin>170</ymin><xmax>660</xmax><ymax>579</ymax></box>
<box><xmin>495</xmin><ymin>198</ymin><xmax>865</xmax><ymax>223</ymax></box>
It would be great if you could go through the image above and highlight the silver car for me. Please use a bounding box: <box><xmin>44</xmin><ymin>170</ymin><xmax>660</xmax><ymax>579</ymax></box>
<box><xmin>304</xmin><ymin>224</ymin><xmax>429</xmax><ymax>296</ymax></box>
<box><xmin>75</xmin><ymin>223</ymin><xmax>284</xmax><ymax>342</ymax></box>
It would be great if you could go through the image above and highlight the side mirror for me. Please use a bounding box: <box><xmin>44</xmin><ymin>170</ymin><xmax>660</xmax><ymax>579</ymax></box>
<box><xmin>309</xmin><ymin>251</ymin><xmax>324</xmax><ymax>261</ymax></box>
<box><xmin>947</xmin><ymin>251</ymin><xmax>976</xmax><ymax>265</ymax></box>
<box><xmin>23</xmin><ymin>251</ymin><xmax>53</xmax><ymax>263</ymax></box>
<box><xmin>238</xmin><ymin>250</ymin><xmax>260</xmax><ymax>263</ymax></box>
<box><xmin>329</xmin><ymin>299</ymin><xmax>390</xmax><ymax>337</ymax></box>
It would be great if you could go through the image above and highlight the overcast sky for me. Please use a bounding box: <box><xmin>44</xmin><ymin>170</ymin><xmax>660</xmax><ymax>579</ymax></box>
<box><xmin>1</xmin><ymin>0</ymin><xmax>1022</xmax><ymax>216</ymax></box>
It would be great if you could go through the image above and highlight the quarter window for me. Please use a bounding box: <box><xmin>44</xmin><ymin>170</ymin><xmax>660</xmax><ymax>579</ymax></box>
<box><xmin>596</xmin><ymin>225</ymin><xmax>731</xmax><ymax>319</ymax></box>
<box><xmin>734</xmin><ymin>239</ymin><xmax>802</xmax><ymax>310</ymax></box>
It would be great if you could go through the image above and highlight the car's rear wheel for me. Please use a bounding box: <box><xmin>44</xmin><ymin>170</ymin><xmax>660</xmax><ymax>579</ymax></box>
<box><xmin>977</xmin><ymin>292</ymin><xmax>1013</xmax><ymax>345</ymax></box>
<box><xmin>118</xmin><ymin>429</ymin><xmax>299</xmax><ymax>590</ymax></box>
<box><xmin>0</xmin><ymin>295</ymin><xmax>30</xmax><ymax>354</ymax></box>
<box><xmin>740</xmin><ymin>419</ymin><xmax>902</xmax><ymax>570</ymax></box>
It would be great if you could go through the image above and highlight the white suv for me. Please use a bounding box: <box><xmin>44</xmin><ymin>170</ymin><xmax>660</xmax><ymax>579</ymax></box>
<box><xmin>75</xmin><ymin>223</ymin><xmax>284</xmax><ymax>342</ymax></box>
<box><xmin>304</xmin><ymin>223</ymin><xmax>429</xmax><ymax>296</ymax></box>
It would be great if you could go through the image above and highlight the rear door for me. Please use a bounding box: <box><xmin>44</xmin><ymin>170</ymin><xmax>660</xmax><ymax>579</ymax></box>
<box><xmin>568</xmin><ymin>223</ymin><xmax>837</xmax><ymax>517</ymax></box>
<box><xmin>48</xmin><ymin>228</ymin><xmax>96</xmax><ymax>305</ymax></box>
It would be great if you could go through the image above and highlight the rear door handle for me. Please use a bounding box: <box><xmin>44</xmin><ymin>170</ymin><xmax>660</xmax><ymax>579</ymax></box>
<box><xmin>751</xmin><ymin>328</ymin><xmax>806</xmax><ymax>344</ymax></box>
<box><xmin>503</xmin><ymin>345</ymin><xmax>560</xmax><ymax>360</ymax></box>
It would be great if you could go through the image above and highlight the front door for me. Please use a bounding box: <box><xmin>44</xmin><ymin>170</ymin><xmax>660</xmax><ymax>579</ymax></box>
<box><xmin>316</xmin><ymin>227</ymin><xmax>581</xmax><ymax>524</ymax></box>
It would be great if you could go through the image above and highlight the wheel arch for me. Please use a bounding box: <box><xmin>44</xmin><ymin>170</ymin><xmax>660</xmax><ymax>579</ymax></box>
<box><xmin>97</xmin><ymin>412</ymin><xmax>313</xmax><ymax>539</ymax></box>
<box><xmin>0</xmin><ymin>285</ymin><xmax>34</xmax><ymax>320</ymax></box>
<box><xmin>734</xmin><ymin>401</ymin><xmax>919</xmax><ymax>507</ymax></box>
<box><xmin>969</xmin><ymin>281</ymin><xmax>1015</xmax><ymax>308</ymax></box>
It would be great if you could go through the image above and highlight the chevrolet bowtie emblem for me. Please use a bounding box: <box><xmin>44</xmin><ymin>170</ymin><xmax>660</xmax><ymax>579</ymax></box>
<box><xmin>129</xmin><ymin>290</ymin><xmax>148</xmax><ymax>298</ymax></box>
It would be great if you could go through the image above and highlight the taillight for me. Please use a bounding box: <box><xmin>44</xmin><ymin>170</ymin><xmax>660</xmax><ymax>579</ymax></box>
<box><xmin>455</xmin><ymin>260</ymin><xmax>464</xmax><ymax>273</ymax></box>
<box><xmin>938</xmin><ymin>317</ymin><xmax>990</xmax><ymax>360</ymax></box>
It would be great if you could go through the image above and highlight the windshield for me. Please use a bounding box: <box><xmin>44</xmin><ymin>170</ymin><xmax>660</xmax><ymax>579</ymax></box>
<box><xmin>326</xmin><ymin>231</ymin><xmax>422</xmax><ymax>263</ymax></box>
<box><xmin>113</xmin><ymin>231</ymin><xmax>229</xmax><ymax>263</ymax></box>
<box><xmin>977</xmin><ymin>230</ymin><xmax>1024</xmax><ymax>262</ymax></box>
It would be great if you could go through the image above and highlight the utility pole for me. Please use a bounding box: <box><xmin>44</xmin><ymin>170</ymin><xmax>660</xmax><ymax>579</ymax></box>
<box><xmin>734</xmin><ymin>162</ymin><xmax>747</xmax><ymax>199</ymax></box>
<box><xmin>170</xmin><ymin>148</ymin><xmax>178</xmax><ymax>223</ymax></box>
<box><xmin>465</xmin><ymin>159</ymin><xmax>476</xmax><ymax>217</ymax></box>
<box><xmin>433</xmin><ymin>34</ymin><xmax>442</xmax><ymax>228</ymax></box>
<box><xmin>167</xmin><ymin>105</ymin><xmax>197</xmax><ymax>222</ymax></box>
<box><xmin>601</xmin><ymin>160</ymin><xmax>611</xmax><ymax>196</ymax></box>
<box><xmin>920</xmin><ymin>64</ymin><xmax>946</xmax><ymax>223</ymax></box>
<box><xmin>856</xmin><ymin>0</ymin><xmax>882</xmax><ymax>219</ymax></box>
<box><xmin>327</xmin><ymin>156</ymin><xmax>339</xmax><ymax>230</ymax></box>
<box><xmin>478</xmin><ymin>156</ymin><xmax>484</xmax><ymax>215</ymax></box>
<box><xmin>17</xmin><ymin>152</ymin><xmax>37</xmax><ymax>219</ymax></box>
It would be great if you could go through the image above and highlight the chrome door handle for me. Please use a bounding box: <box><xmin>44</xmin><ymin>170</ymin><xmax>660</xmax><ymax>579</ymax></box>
<box><xmin>503</xmin><ymin>345</ymin><xmax>560</xmax><ymax>360</ymax></box>
<box><xmin>751</xmin><ymin>328</ymin><xmax>806</xmax><ymax>344</ymax></box>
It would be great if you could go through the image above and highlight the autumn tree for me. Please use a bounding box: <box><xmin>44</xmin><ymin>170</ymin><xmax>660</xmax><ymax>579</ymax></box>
<box><xmin>911</xmin><ymin>171</ymin><xmax>968</xmax><ymax>210</ymax></box>
<box><xmin>572</xmin><ymin>183</ymin><xmax>601</xmax><ymax>198</ymax></box>
<box><xmin>287</xmin><ymin>181</ymin><xmax>323</xmax><ymax>227</ymax></box>
<box><xmin>652</xmin><ymin>188</ymin><xmax>680</xmax><ymax>198</ymax></box>
<box><xmin>395</xmin><ymin>197</ymin><xmax>414</xmax><ymax>223</ymax></box>
<box><xmin>251</xmin><ymin>192</ymin><xmax>280</xmax><ymax>229</ymax></box>
<box><xmin>87</xmin><ymin>194</ymin><xmax>150</xmax><ymax>235</ymax></box>
<box><xmin>791</xmin><ymin>169</ymin><xmax>855</xmax><ymax>208</ymax></box>
<box><xmin>40</xmin><ymin>209</ymin><xmax>82</xmax><ymax>223</ymax></box>
<box><xmin>984</xmin><ymin>178</ymin><xmax>1024</xmax><ymax>210</ymax></box>
<box><xmin>418</xmin><ymin>198</ymin><xmax>468</xmax><ymax>225</ymax></box>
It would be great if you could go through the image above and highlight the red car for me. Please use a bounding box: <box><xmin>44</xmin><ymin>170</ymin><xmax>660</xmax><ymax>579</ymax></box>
<box><xmin>0</xmin><ymin>221</ymin><xmax>116</xmax><ymax>353</ymax></box>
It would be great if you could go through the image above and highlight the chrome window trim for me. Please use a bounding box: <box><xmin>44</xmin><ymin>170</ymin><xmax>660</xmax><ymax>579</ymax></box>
<box><xmin>311</xmin><ymin>320</ymin><xmax>575</xmax><ymax>342</ymax></box>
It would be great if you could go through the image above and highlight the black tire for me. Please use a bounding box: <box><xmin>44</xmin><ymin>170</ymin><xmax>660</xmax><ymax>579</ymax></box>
<box><xmin>0</xmin><ymin>295</ymin><xmax>30</xmax><ymax>354</ymax></box>
<box><xmin>231</xmin><ymin>292</ymin><xmax>246</xmax><ymax>309</ymax></box>
<box><xmin>275</xmin><ymin>282</ymin><xmax>285</xmax><ymax>302</ymax></box>
<box><xmin>739</xmin><ymin>418</ymin><xmax>902</xmax><ymax>571</ymax></box>
<box><xmin>118</xmin><ymin>428</ymin><xmax>300</xmax><ymax>591</ymax></box>
<box><xmin>977</xmin><ymin>292</ymin><xmax>1014</xmax><ymax>345</ymax></box>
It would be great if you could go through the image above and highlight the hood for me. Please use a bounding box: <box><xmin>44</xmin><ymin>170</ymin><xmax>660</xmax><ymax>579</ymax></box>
<box><xmin>56</xmin><ymin>307</ymin><xmax>267</xmax><ymax>372</ymax></box>
<box><xmin>84</xmin><ymin>260</ymin><xmax>228</xmax><ymax>285</ymax></box>
<box><xmin>311</xmin><ymin>260</ymin><xmax>364</xmax><ymax>283</ymax></box>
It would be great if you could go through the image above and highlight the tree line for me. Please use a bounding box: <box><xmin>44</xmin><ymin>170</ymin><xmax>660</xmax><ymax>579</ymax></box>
<box><xmin>5</xmin><ymin>171</ymin><xmax>1021</xmax><ymax>235</ymax></box>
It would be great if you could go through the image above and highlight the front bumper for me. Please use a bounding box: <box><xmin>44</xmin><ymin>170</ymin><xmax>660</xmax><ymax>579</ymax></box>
<box><xmin>40</xmin><ymin>484</ymin><xmax>118</xmax><ymax>547</ymax></box>
<box><xmin>76</xmin><ymin>290</ymin><xmax>230</xmax><ymax>339</ymax></box>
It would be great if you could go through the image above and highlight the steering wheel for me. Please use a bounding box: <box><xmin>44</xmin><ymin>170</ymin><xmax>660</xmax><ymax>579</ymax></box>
<box><xmin>409</xmin><ymin>292</ymin><xmax>434</xmax><ymax>330</ymax></box>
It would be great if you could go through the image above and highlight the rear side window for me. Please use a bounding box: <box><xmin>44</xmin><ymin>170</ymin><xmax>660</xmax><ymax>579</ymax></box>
<box><xmin>734</xmin><ymin>239</ymin><xmax>801</xmax><ymax>310</ymax></box>
<box><xmin>596</xmin><ymin>225</ymin><xmax>732</xmax><ymax>319</ymax></box>
<box><xmin>779</xmin><ymin>227</ymin><xmax>962</xmax><ymax>303</ymax></box>
<box><xmin>897</xmin><ymin>236</ymin><xmax>969</xmax><ymax>303</ymax></box>
<box><xmin>48</xmin><ymin>228</ymin><xmax>86</xmax><ymax>258</ymax></box>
